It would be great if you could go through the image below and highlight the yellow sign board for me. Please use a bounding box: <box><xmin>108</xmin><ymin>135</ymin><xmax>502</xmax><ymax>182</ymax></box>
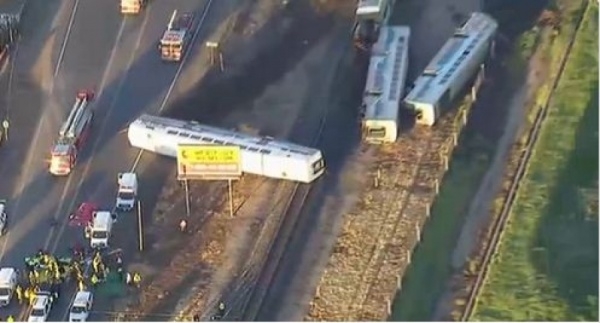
<box><xmin>176</xmin><ymin>144</ymin><xmax>242</xmax><ymax>180</ymax></box>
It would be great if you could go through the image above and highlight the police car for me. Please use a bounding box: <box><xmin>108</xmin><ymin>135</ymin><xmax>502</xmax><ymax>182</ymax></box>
<box><xmin>0</xmin><ymin>199</ymin><xmax>7</xmax><ymax>235</ymax></box>
<box><xmin>28</xmin><ymin>291</ymin><xmax>54</xmax><ymax>322</ymax></box>
<box><xmin>68</xmin><ymin>290</ymin><xmax>94</xmax><ymax>322</ymax></box>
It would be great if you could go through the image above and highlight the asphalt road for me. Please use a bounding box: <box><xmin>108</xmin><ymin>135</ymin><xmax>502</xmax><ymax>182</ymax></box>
<box><xmin>0</xmin><ymin>0</ymin><xmax>233</xmax><ymax>320</ymax></box>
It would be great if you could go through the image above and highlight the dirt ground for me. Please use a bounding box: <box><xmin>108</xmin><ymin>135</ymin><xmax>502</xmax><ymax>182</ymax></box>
<box><xmin>108</xmin><ymin>0</ymin><xmax>355</xmax><ymax>320</ymax></box>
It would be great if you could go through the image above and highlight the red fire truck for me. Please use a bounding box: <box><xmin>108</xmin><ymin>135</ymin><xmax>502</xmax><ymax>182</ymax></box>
<box><xmin>49</xmin><ymin>90</ymin><xmax>94</xmax><ymax>176</ymax></box>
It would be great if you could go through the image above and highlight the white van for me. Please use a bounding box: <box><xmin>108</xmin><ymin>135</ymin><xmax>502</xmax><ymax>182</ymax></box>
<box><xmin>115</xmin><ymin>172</ymin><xmax>138</xmax><ymax>211</ymax></box>
<box><xmin>89</xmin><ymin>211</ymin><xmax>114</xmax><ymax>249</ymax></box>
<box><xmin>69</xmin><ymin>290</ymin><xmax>94</xmax><ymax>322</ymax></box>
<box><xmin>0</xmin><ymin>267</ymin><xmax>17</xmax><ymax>306</ymax></box>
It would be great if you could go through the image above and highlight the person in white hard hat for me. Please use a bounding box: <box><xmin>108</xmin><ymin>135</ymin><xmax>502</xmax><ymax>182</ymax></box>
<box><xmin>179</xmin><ymin>219</ymin><xmax>188</xmax><ymax>233</ymax></box>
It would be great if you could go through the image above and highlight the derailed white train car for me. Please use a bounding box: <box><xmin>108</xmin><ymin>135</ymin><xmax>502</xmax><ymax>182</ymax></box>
<box><xmin>361</xmin><ymin>25</ymin><xmax>410</xmax><ymax>143</ymax></box>
<box><xmin>127</xmin><ymin>114</ymin><xmax>325</xmax><ymax>183</ymax></box>
<box><xmin>404</xmin><ymin>12</ymin><xmax>498</xmax><ymax>126</ymax></box>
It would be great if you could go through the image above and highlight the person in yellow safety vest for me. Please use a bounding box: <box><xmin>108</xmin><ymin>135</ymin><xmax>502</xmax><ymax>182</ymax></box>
<box><xmin>90</xmin><ymin>274</ymin><xmax>99</xmax><ymax>286</ymax></box>
<box><xmin>6</xmin><ymin>315</ymin><xmax>14</xmax><ymax>322</ymax></box>
<box><xmin>79</xmin><ymin>280</ymin><xmax>85</xmax><ymax>292</ymax></box>
<box><xmin>28</xmin><ymin>290</ymin><xmax>35</xmax><ymax>305</ymax></box>
<box><xmin>133</xmin><ymin>272</ymin><xmax>141</xmax><ymax>288</ymax></box>
<box><xmin>23</xmin><ymin>288</ymin><xmax>30</xmax><ymax>304</ymax></box>
<box><xmin>15</xmin><ymin>285</ymin><xmax>23</xmax><ymax>304</ymax></box>
<box><xmin>28</xmin><ymin>271</ymin><xmax>35</xmax><ymax>285</ymax></box>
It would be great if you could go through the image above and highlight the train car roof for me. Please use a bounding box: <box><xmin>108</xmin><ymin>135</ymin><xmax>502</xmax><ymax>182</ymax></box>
<box><xmin>130</xmin><ymin>114</ymin><xmax>322</xmax><ymax>160</ymax></box>
<box><xmin>404</xmin><ymin>12</ymin><xmax>498</xmax><ymax>106</ymax></box>
<box><xmin>362</xmin><ymin>25</ymin><xmax>410</xmax><ymax>122</ymax></box>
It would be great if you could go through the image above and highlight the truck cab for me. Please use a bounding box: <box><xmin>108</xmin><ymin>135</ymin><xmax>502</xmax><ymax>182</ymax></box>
<box><xmin>0</xmin><ymin>267</ymin><xmax>17</xmax><ymax>307</ymax></box>
<box><xmin>69</xmin><ymin>290</ymin><xmax>94</xmax><ymax>322</ymax></box>
<box><xmin>89</xmin><ymin>211</ymin><xmax>114</xmax><ymax>249</ymax></box>
<box><xmin>120</xmin><ymin>0</ymin><xmax>146</xmax><ymax>14</ymax></box>
<box><xmin>116</xmin><ymin>172</ymin><xmax>138</xmax><ymax>211</ymax></box>
<box><xmin>49</xmin><ymin>142</ymin><xmax>76</xmax><ymax>176</ymax></box>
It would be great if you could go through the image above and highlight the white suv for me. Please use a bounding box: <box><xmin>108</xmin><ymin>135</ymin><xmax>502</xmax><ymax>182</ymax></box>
<box><xmin>28</xmin><ymin>292</ymin><xmax>53</xmax><ymax>322</ymax></box>
<box><xmin>69</xmin><ymin>291</ymin><xmax>94</xmax><ymax>322</ymax></box>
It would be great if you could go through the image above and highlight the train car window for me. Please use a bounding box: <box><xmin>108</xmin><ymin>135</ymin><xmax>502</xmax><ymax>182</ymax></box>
<box><xmin>167</xmin><ymin>130</ymin><xmax>178</xmax><ymax>135</ymax></box>
<box><xmin>367</xmin><ymin>127</ymin><xmax>386</xmax><ymax>138</ymax></box>
<box><xmin>214</xmin><ymin>140</ymin><xmax>224</xmax><ymax>144</ymax></box>
<box><xmin>239</xmin><ymin>145</ymin><xmax>247</xmax><ymax>149</ymax></box>
<box><xmin>191</xmin><ymin>135</ymin><xmax>201</xmax><ymax>140</ymax></box>
<box><xmin>179</xmin><ymin>132</ymin><xmax>190</xmax><ymax>138</ymax></box>
<box><xmin>259</xmin><ymin>149</ymin><xmax>271</xmax><ymax>154</ymax></box>
<box><xmin>249</xmin><ymin>147</ymin><xmax>259</xmax><ymax>152</ymax></box>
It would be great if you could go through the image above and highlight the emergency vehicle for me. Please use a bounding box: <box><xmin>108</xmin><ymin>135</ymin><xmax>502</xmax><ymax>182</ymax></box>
<box><xmin>158</xmin><ymin>10</ymin><xmax>195</xmax><ymax>62</ymax></box>
<box><xmin>119</xmin><ymin>0</ymin><xmax>146</xmax><ymax>14</ymax></box>
<box><xmin>49</xmin><ymin>91</ymin><xmax>94</xmax><ymax>176</ymax></box>
<box><xmin>0</xmin><ymin>267</ymin><xmax>17</xmax><ymax>307</ymax></box>
<box><xmin>28</xmin><ymin>291</ymin><xmax>54</xmax><ymax>322</ymax></box>
<box><xmin>115</xmin><ymin>172</ymin><xmax>138</xmax><ymax>212</ymax></box>
<box><xmin>68</xmin><ymin>202</ymin><xmax>98</xmax><ymax>227</ymax></box>
<box><xmin>89</xmin><ymin>211</ymin><xmax>114</xmax><ymax>249</ymax></box>
<box><xmin>68</xmin><ymin>290</ymin><xmax>94</xmax><ymax>322</ymax></box>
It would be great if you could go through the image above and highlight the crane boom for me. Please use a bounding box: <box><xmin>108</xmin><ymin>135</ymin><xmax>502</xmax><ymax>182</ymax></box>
<box><xmin>167</xmin><ymin>10</ymin><xmax>177</xmax><ymax>30</ymax></box>
<box><xmin>59</xmin><ymin>95</ymin><xmax>89</xmax><ymax>138</ymax></box>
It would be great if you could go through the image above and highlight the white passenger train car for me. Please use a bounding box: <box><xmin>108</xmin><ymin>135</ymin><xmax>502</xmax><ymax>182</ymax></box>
<box><xmin>361</xmin><ymin>25</ymin><xmax>410</xmax><ymax>143</ymax></box>
<box><xmin>127</xmin><ymin>114</ymin><xmax>325</xmax><ymax>184</ymax></box>
<box><xmin>404</xmin><ymin>12</ymin><xmax>498</xmax><ymax>126</ymax></box>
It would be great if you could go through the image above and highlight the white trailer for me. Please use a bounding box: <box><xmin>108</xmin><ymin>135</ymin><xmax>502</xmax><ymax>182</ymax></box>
<box><xmin>361</xmin><ymin>25</ymin><xmax>410</xmax><ymax>143</ymax></box>
<box><xmin>127</xmin><ymin>115</ymin><xmax>326</xmax><ymax>184</ymax></box>
<box><xmin>404</xmin><ymin>12</ymin><xmax>498</xmax><ymax>126</ymax></box>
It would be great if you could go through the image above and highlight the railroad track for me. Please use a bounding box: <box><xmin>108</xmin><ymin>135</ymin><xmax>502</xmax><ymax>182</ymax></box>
<box><xmin>230</xmin><ymin>29</ymin><xmax>357</xmax><ymax>323</ymax></box>
<box><xmin>114</xmin><ymin>175</ymin><xmax>271</xmax><ymax>321</ymax></box>
<box><xmin>459</xmin><ymin>2</ymin><xmax>591</xmax><ymax>320</ymax></box>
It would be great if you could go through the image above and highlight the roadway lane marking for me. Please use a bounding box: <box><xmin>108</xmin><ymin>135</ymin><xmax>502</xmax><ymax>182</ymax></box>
<box><xmin>53</xmin><ymin>0</ymin><xmax>80</xmax><ymax>78</ymax></box>
<box><xmin>43</xmin><ymin>17</ymin><xmax>129</xmax><ymax>252</ymax></box>
<box><xmin>130</xmin><ymin>0</ymin><xmax>214</xmax><ymax>173</ymax></box>
<box><xmin>0</xmin><ymin>0</ymin><xmax>79</xmax><ymax>263</ymax></box>
<box><xmin>49</xmin><ymin>7</ymin><xmax>153</xmax><ymax>257</ymax></box>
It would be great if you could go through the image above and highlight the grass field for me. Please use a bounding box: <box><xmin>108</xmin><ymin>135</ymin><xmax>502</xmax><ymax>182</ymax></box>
<box><xmin>471</xmin><ymin>1</ymin><xmax>599</xmax><ymax>321</ymax></box>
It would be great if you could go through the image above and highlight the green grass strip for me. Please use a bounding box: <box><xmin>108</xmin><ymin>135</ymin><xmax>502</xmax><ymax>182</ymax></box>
<box><xmin>472</xmin><ymin>2</ymin><xmax>599</xmax><ymax>321</ymax></box>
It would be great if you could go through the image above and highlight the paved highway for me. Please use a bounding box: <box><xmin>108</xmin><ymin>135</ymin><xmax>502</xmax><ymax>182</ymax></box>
<box><xmin>0</xmin><ymin>0</ymin><xmax>235</xmax><ymax>320</ymax></box>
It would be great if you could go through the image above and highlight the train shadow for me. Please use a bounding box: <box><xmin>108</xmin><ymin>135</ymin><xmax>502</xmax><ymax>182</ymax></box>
<box><xmin>162</xmin><ymin>0</ymin><xmax>335</xmax><ymax>124</ymax></box>
<box><xmin>531</xmin><ymin>82</ymin><xmax>598</xmax><ymax>319</ymax></box>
